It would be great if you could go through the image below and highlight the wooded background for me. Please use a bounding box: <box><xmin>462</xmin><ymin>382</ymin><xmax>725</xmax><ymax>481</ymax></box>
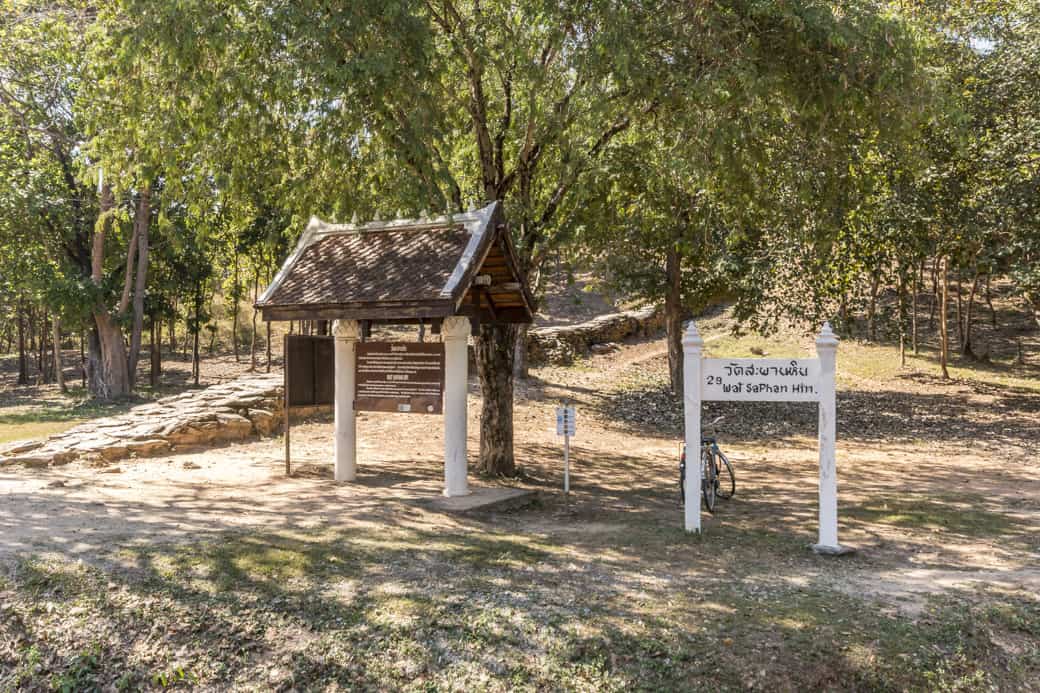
<box><xmin>1</xmin><ymin>0</ymin><xmax>1037</xmax><ymax>474</ymax></box>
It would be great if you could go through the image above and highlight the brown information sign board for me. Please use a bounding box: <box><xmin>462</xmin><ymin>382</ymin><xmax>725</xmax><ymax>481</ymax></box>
<box><xmin>355</xmin><ymin>342</ymin><xmax>445</xmax><ymax>414</ymax></box>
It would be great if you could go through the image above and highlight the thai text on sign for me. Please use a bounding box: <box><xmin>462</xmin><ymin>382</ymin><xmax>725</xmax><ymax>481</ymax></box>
<box><xmin>701</xmin><ymin>358</ymin><xmax>820</xmax><ymax>402</ymax></box>
<box><xmin>356</xmin><ymin>342</ymin><xmax>445</xmax><ymax>414</ymax></box>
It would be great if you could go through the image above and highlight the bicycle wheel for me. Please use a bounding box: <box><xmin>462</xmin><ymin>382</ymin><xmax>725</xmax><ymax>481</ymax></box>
<box><xmin>714</xmin><ymin>449</ymin><xmax>735</xmax><ymax>499</ymax></box>
<box><xmin>701</xmin><ymin>447</ymin><xmax>717</xmax><ymax>513</ymax></box>
<box><xmin>679</xmin><ymin>451</ymin><xmax>686</xmax><ymax>504</ymax></box>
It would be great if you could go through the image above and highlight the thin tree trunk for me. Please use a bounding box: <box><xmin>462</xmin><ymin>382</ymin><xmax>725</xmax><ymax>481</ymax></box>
<box><xmin>150</xmin><ymin>318</ymin><xmax>161</xmax><ymax>388</ymax></box>
<box><xmin>16</xmin><ymin>299</ymin><xmax>28</xmax><ymax>385</ymax></box>
<box><xmin>665</xmin><ymin>243</ymin><xmax>683</xmax><ymax>394</ymax></box>
<box><xmin>897</xmin><ymin>271</ymin><xmax>907</xmax><ymax>368</ymax></box>
<box><xmin>961</xmin><ymin>272</ymin><xmax>979</xmax><ymax>357</ymax></box>
<box><xmin>249</xmin><ymin>267</ymin><xmax>259</xmax><ymax>371</ymax></box>
<box><xmin>928</xmin><ymin>259</ymin><xmax>938</xmax><ymax>328</ymax></box>
<box><xmin>266</xmin><ymin>321</ymin><xmax>272</xmax><ymax>373</ymax></box>
<box><xmin>954</xmin><ymin>273</ymin><xmax>964</xmax><ymax>349</ymax></box>
<box><xmin>37</xmin><ymin>306</ymin><xmax>47</xmax><ymax>380</ymax></box>
<box><xmin>127</xmin><ymin>185</ymin><xmax>150</xmax><ymax>389</ymax></box>
<box><xmin>193</xmin><ymin>281</ymin><xmax>202</xmax><ymax>386</ymax></box>
<box><xmin>867</xmin><ymin>269</ymin><xmax>880</xmax><ymax>342</ymax></box>
<box><xmin>79</xmin><ymin>330</ymin><xmax>86</xmax><ymax>388</ymax></box>
<box><xmin>912</xmin><ymin>260</ymin><xmax>921</xmax><ymax>355</ymax></box>
<box><xmin>939</xmin><ymin>256</ymin><xmax>950</xmax><ymax>380</ymax></box>
<box><xmin>475</xmin><ymin>322</ymin><xmax>518</xmax><ymax>477</ymax></box>
<box><xmin>53</xmin><ymin>316</ymin><xmax>66</xmax><ymax>393</ymax></box>
<box><xmin>232</xmin><ymin>247</ymin><xmax>241</xmax><ymax>362</ymax></box>
<box><xmin>985</xmin><ymin>275</ymin><xmax>997</xmax><ymax>328</ymax></box>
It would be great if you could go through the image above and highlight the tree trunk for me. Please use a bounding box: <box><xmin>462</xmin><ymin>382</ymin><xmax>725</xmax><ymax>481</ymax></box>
<box><xmin>954</xmin><ymin>274</ymin><xmax>964</xmax><ymax>349</ymax></box>
<box><xmin>897</xmin><ymin>271</ymin><xmax>907</xmax><ymax>368</ymax></box>
<box><xmin>92</xmin><ymin>311</ymin><xmax>131</xmax><ymax>399</ymax></box>
<box><xmin>127</xmin><ymin>185</ymin><xmax>151</xmax><ymax>389</ymax></box>
<box><xmin>475</xmin><ymin>322</ymin><xmax>517</xmax><ymax>477</ymax></box>
<box><xmin>16</xmin><ymin>300</ymin><xmax>28</xmax><ymax>385</ymax></box>
<box><xmin>79</xmin><ymin>330</ymin><xmax>86</xmax><ymax>388</ymax></box>
<box><xmin>985</xmin><ymin>275</ymin><xmax>997</xmax><ymax>328</ymax></box>
<box><xmin>150</xmin><ymin>318</ymin><xmax>162</xmax><ymax>388</ymax></box>
<box><xmin>939</xmin><ymin>257</ymin><xmax>950</xmax><ymax>380</ymax></box>
<box><xmin>513</xmin><ymin>324</ymin><xmax>529</xmax><ymax>380</ymax></box>
<box><xmin>168</xmin><ymin>297</ymin><xmax>178</xmax><ymax>353</ymax></box>
<box><xmin>867</xmin><ymin>270</ymin><xmax>880</xmax><ymax>342</ymax></box>
<box><xmin>38</xmin><ymin>306</ymin><xmax>47</xmax><ymax>381</ymax></box>
<box><xmin>89</xmin><ymin>183</ymin><xmax>131</xmax><ymax>400</ymax></box>
<box><xmin>249</xmin><ymin>267</ymin><xmax>259</xmax><ymax>371</ymax></box>
<box><xmin>53</xmin><ymin>316</ymin><xmax>66</xmax><ymax>393</ymax></box>
<box><xmin>961</xmin><ymin>272</ymin><xmax>979</xmax><ymax>357</ymax></box>
<box><xmin>928</xmin><ymin>259</ymin><xmax>938</xmax><ymax>328</ymax></box>
<box><xmin>912</xmin><ymin>260</ymin><xmax>921</xmax><ymax>355</ymax></box>
<box><xmin>665</xmin><ymin>243</ymin><xmax>683</xmax><ymax>395</ymax></box>
<box><xmin>266</xmin><ymin>320</ymin><xmax>272</xmax><ymax>372</ymax></box>
<box><xmin>192</xmin><ymin>281</ymin><xmax>202</xmax><ymax>386</ymax></box>
<box><xmin>232</xmin><ymin>247</ymin><xmax>241</xmax><ymax>362</ymax></box>
<box><xmin>127</xmin><ymin>187</ymin><xmax>151</xmax><ymax>374</ymax></box>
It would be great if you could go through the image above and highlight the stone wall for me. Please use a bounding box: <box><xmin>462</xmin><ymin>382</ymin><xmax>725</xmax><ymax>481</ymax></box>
<box><xmin>527</xmin><ymin>304</ymin><xmax>664</xmax><ymax>365</ymax></box>
<box><xmin>0</xmin><ymin>375</ymin><xmax>291</xmax><ymax>469</ymax></box>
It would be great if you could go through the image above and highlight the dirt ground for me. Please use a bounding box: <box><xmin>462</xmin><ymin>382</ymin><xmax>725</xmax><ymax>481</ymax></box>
<box><xmin>3</xmin><ymin>334</ymin><xmax>1037</xmax><ymax>600</ymax></box>
<box><xmin>2</xmin><ymin>313</ymin><xmax>1039</xmax><ymax>689</ymax></box>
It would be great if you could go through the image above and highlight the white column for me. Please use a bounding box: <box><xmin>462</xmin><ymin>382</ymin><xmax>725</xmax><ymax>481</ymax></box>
<box><xmin>442</xmin><ymin>316</ymin><xmax>470</xmax><ymax>497</ymax></box>
<box><xmin>814</xmin><ymin>321</ymin><xmax>844</xmax><ymax>553</ymax></box>
<box><xmin>333</xmin><ymin>319</ymin><xmax>360</xmax><ymax>482</ymax></box>
<box><xmin>682</xmin><ymin>321</ymin><xmax>704</xmax><ymax>533</ymax></box>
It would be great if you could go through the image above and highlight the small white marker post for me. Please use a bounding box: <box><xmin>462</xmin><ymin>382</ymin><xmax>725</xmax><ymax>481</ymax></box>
<box><xmin>556</xmin><ymin>402</ymin><xmax>576</xmax><ymax>495</ymax></box>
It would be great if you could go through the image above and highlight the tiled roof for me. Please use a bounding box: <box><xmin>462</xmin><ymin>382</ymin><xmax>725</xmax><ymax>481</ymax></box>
<box><xmin>266</xmin><ymin>224</ymin><xmax>468</xmax><ymax>306</ymax></box>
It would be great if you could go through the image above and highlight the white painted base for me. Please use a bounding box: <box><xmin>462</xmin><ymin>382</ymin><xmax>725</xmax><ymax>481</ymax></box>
<box><xmin>811</xmin><ymin>543</ymin><xmax>855</xmax><ymax>556</ymax></box>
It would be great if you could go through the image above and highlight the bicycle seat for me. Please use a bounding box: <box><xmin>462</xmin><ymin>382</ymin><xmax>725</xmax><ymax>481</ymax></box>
<box><xmin>701</xmin><ymin>436</ymin><xmax>716</xmax><ymax>444</ymax></box>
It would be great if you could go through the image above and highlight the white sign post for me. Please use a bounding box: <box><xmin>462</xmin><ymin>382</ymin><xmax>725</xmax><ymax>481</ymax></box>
<box><xmin>556</xmin><ymin>404</ymin><xmax>576</xmax><ymax>494</ymax></box>
<box><xmin>682</xmin><ymin>321</ymin><xmax>848</xmax><ymax>554</ymax></box>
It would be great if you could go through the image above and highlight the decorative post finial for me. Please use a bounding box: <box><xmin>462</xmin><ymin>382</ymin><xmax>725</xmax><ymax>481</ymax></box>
<box><xmin>467</xmin><ymin>199</ymin><xmax>476</xmax><ymax>212</ymax></box>
<box><xmin>816</xmin><ymin>321</ymin><xmax>839</xmax><ymax>350</ymax></box>
<box><xmin>350</xmin><ymin>211</ymin><xmax>358</xmax><ymax>225</ymax></box>
<box><xmin>396</xmin><ymin>208</ymin><xmax>403</xmax><ymax>219</ymax></box>
<box><xmin>682</xmin><ymin>320</ymin><xmax>704</xmax><ymax>349</ymax></box>
<box><xmin>373</xmin><ymin>210</ymin><xmax>381</xmax><ymax>222</ymax></box>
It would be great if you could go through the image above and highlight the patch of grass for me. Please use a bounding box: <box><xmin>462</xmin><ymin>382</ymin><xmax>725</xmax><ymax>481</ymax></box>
<box><xmin>848</xmin><ymin>495</ymin><xmax>1018</xmax><ymax>538</ymax></box>
<box><xmin>0</xmin><ymin>397</ymin><xmax>133</xmax><ymax>445</ymax></box>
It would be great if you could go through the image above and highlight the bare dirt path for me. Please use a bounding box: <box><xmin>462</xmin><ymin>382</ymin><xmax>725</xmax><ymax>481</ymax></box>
<box><xmin>2</xmin><ymin>329</ymin><xmax>1038</xmax><ymax>619</ymax></box>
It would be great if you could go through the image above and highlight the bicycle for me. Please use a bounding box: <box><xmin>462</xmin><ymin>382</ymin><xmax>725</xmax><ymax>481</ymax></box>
<box><xmin>679</xmin><ymin>416</ymin><xmax>736</xmax><ymax>513</ymax></box>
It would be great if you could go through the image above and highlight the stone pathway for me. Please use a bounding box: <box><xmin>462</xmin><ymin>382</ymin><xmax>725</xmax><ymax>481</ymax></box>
<box><xmin>0</xmin><ymin>375</ymin><xmax>285</xmax><ymax>468</ymax></box>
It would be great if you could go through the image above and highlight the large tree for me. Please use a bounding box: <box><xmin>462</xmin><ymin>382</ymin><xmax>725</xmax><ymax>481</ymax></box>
<box><xmin>95</xmin><ymin>0</ymin><xmax>926</xmax><ymax>472</ymax></box>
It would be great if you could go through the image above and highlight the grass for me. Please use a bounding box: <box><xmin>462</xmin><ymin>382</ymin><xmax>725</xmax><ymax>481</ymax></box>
<box><xmin>3</xmin><ymin>523</ymin><xmax>1036</xmax><ymax>691</ymax></box>
<box><xmin>847</xmin><ymin>494</ymin><xmax>1020</xmax><ymax>538</ymax></box>
<box><xmin>0</xmin><ymin>394</ymin><xmax>133</xmax><ymax>445</ymax></box>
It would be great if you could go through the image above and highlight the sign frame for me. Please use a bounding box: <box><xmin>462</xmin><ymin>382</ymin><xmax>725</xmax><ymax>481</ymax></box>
<box><xmin>681</xmin><ymin>322</ymin><xmax>847</xmax><ymax>555</ymax></box>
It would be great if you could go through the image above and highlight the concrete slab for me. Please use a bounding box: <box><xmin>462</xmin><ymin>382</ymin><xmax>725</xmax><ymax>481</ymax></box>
<box><xmin>425</xmin><ymin>486</ymin><xmax>538</xmax><ymax>514</ymax></box>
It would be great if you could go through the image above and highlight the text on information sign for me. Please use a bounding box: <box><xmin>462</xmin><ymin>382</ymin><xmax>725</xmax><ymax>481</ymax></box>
<box><xmin>356</xmin><ymin>342</ymin><xmax>445</xmax><ymax>414</ymax></box>
<box><xmin>701</xmin><ymin>358</ymin><xmax>820</xmax><ymax>402</ymax></box>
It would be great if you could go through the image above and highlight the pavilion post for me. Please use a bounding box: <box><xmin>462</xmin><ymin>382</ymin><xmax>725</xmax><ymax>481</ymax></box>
<box><xmin>682</xmin><ymin>322</ymin><xmax>704</xmax><ymax>533</ymax></box>
<box><xmin>333</xmin><ymin>319</ymin><xmax>360</xmax><ymax>482</ymax></box>
<box><xmin>442</xmin><ymin>316</ymin><xmax>470</xmax><ymax>496</ymax></box>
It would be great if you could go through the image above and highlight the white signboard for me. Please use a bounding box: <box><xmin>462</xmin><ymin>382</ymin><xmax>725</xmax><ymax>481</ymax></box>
<box><xmin>555</xmin><ymin>406</ymin><xmax>576</xmax><ymax>436</ymax></box>
<box><xmin>702</xmin><ymin>359</ymin><xmax>820</xmax><ymax>402</ymax></box>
